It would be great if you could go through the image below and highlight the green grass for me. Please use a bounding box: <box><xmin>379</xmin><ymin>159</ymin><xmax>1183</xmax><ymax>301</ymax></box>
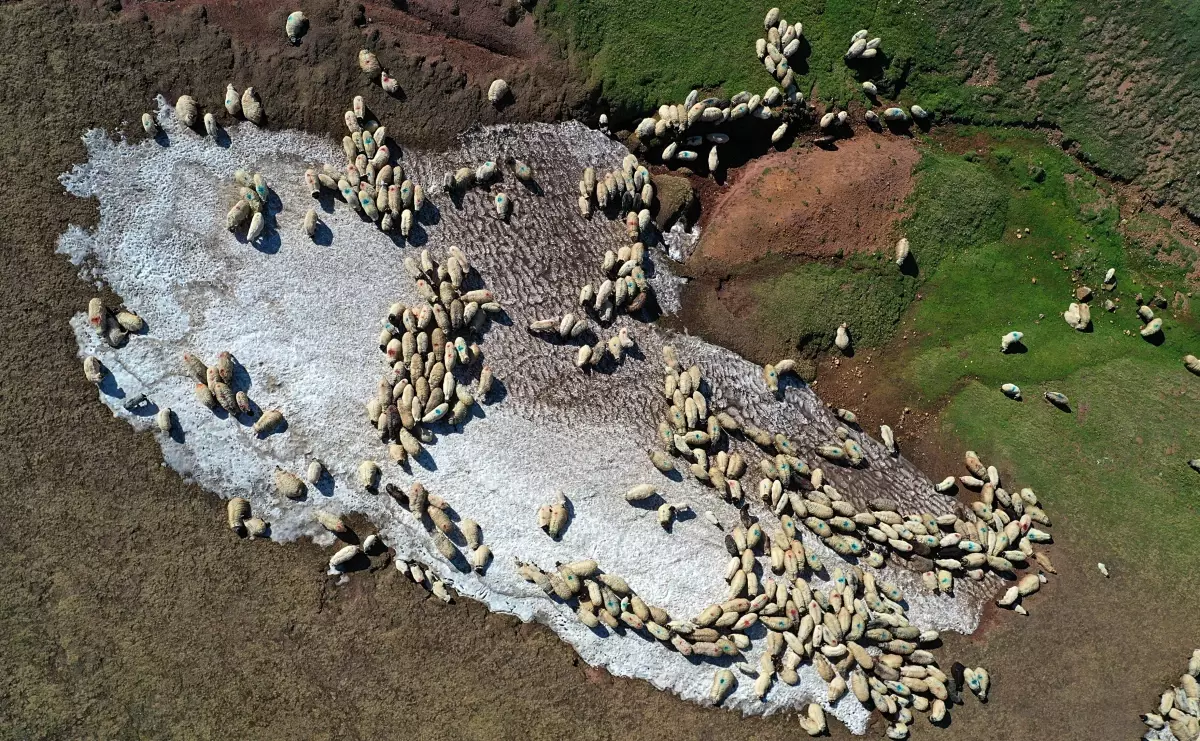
<box><xmin>944</xmin><ymin>366</ymin><xmax>1200</xmax><ymax>580</ymax></box>
<box><xmin>751</xmin><ymin>253</ymin><xmax>917</xmax><ymax>354</ymax></box>
<box><xmin>537</xmin><ymin>0</ymin><xmax>1200</xmax><ymax>215</ymax></box>
<box><xmin>894</xmin><ymin>130</ymin><xmax>1200</xmax><ymax>579</ymax></box>
<box><xmin>906</xmin><ymin>129</ymin><xmax>1198</xmax><ymax>400</ymax></box>
<box><xmin>535</xmin><ymin>2</ymin><xmax>779</xmax><ymax>114</ymax></box>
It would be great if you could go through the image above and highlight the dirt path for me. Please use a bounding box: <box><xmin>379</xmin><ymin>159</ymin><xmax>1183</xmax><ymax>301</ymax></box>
<box><xmin>0</xmin><ymin>2</ymin><xmax>1193</xmax><ymax>739</ymax></box>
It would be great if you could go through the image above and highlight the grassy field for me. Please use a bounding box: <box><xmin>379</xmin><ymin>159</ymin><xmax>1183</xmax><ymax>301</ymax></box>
<box><xmin>944</xmin><ymin>364</ymin><xmax>1200</xmax><ymax>579</ymax></box>
<box><xmin>901</xmin><ymin>131</ymin><xmax>1199</xmax><ymax>580</ymax></box>
<box><xmin>749</xmin><ymin>252</ymin><xmax>917</xmax><ymax>357</ymax></box>
<box><xmin>537</xmin><ymin>0</ymin><xmax>1200</xmax><ymax>216</ymax></box>
<box><xmin>905</xmin><ymin>131</ymin><xmax>1200</xmax><ymax>579</ymax></box>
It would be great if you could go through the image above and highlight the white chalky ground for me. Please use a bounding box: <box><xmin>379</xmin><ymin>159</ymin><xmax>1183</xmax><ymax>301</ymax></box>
<box><xmin>59</xmin><ymin>99</ymin><xmax>986</xmax><ymax>732</ymax></box>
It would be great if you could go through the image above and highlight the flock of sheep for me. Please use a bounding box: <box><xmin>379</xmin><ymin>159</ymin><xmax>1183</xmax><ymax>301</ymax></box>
<box><xmin>68</xmin><ymin>5</ymin><xmax>1200</xmax><ymax>737</ymax></box>
<box><xmin>626</xmin><ymin>6</ymin><xmax>934</xmax><ymax>173</ymax></box>
<box><xmin>1142</xmin><ymin>650</ymin><xmax>1200</xmax><ymax>740</ymax></box>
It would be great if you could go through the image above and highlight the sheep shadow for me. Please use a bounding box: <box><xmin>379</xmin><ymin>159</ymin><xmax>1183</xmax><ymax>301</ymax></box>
<box><xmin>313</xmin><ymin>472</ymin><xmax>335</xmax><ymax>498</ymax></box>
<box><xmin>407</xmin><ymin>221</ymin><xmax>430</xmax><ymax>246</ymax></box>
<box><xmin>1045</xmin><ymin>398</ymin><xmax>1071</xmax><ymax>412</ymax></box>
<box><xmin>412</xmin><ymin>446</ymin><xmax>439</xmax><ymax>471</ymax></box>
<box><xmin>98</xmin><ymin>374</ymin><xmax>125</xmax><ymax>399</ymax></box>
<box><xmin>311</xmin><ymin>219</ymin><xmax>334</xmax><ymax>246</ymax></box>
<box><xmin>419</xmin><ymin>200</ymin><xmax>441</xmax><ymax>226</ymax></box>
<box><xmin>126</xmin><ymin>397</ymin><xmax>158</xmax><ymax>418</ymax></box>
<box><xmin>480</xmin><ymin>377</ymin><xmax>507</xmax><ymax>405</ymax></box>
<box><xmin>518</xmin><ymin>179</ymin><xmax>544</xmax><ymax>196</ymax></box>
<box><xmin>316</xmin><ymin>190</ymin><xmax>339</xmax><ymax>214</ymax></box>
<box><xmin>847</xmin><ymin>50</ymin><xmax>889</xmax><ymax>81</ymax></box>
<box><xmin>789</xmin><ymin>37</ymin><xmax>813</xmax><ymax>75</ymax></box>
<box><xmin>626</xmin><ymin>492</ymin><xmax>666</xmax><ymax>510</ymax></box>
<box><xmin>884</xmin><ymin>118</ymin><xmax>915</xmax><ymax>137</ymax></box>
<box><xmin>658</xmin><ymin>467</ymin><xmax>683</xmax><ymax>483</ymax></box>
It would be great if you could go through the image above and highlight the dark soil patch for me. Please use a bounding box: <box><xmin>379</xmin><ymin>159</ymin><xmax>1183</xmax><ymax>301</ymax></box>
<box><xmin>115</xmin><ymin>0</ymin><xmax>593</xmax><ymax>151</ymax></box>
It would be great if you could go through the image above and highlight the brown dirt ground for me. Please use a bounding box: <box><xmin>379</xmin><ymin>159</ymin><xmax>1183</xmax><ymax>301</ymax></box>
<box><xmin>689</xmin><ymin>135</ymin><xmax>919</xmax><ymax>271</ymax></box>
<box><xmin>1</xmin><ymin>2</ymin><xmax>1195</xmax><ymax>739</ymax></box>
<box><xmin>115</xmin><ymin>0</ymin><xmax>593</xmax><ymax>151</ymax></box>
<box><xmin>662</xmin><ymin>133</ymin><xmax>921</xmax><ymax>365</ymax></box>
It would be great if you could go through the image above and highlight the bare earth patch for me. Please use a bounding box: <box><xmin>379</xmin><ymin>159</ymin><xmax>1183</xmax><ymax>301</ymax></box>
<box><xmin>689</xmin><ymin>135</ymin><xmax>920</xmax><ymax>274</ymax></box>
<box><xmin>668</xmin><ymin>133</ymin><xmax>921</xmax><ymax>365</ymax></box>
<box><xmin>967</xmin><ymin>55</ymin><xmax>1000</xmax><ymax>87</ymax></box>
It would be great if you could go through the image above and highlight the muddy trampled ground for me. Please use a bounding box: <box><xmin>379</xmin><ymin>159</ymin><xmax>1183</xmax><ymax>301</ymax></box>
<box><xmin>1</xmin><ymin>1</ymin><xmax>1196</xmax><ymax>740</ymax></box>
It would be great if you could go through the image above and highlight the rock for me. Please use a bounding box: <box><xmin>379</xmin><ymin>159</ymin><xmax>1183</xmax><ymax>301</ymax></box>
<box><xmin>650</xmin><ymin>173</ymin><xmax>696</xmax><ymax>229</ymax></box>
<box><xmin>1075</xmin><ymin>286</ymin><xmax>1092</xmax><ymax>302</ymax></box>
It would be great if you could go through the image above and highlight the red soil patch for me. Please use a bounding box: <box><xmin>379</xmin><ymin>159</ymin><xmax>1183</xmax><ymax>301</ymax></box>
<box><xmin>689</xmin><ymin>135</ymin><xmax>919</xmax><ymax>272</ymax></box>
